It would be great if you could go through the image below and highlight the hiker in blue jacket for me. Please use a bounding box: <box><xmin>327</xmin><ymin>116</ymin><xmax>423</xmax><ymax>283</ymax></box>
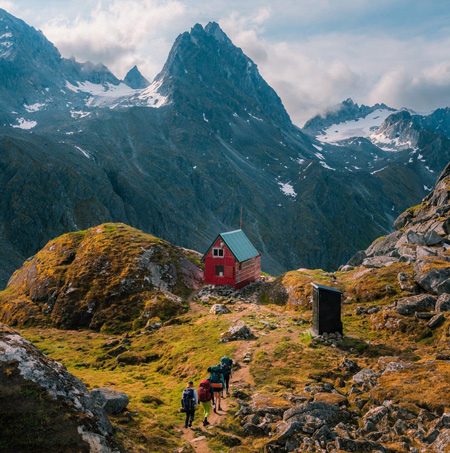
<box><xmin>220</xmin><ymin>356</ymin><xmax>233</xmax><ymax>396</ymax></box>
<box><xmin>181</xmin><ymin>380</ymin><xmax>198</xmax><ymax>428</ymax></box>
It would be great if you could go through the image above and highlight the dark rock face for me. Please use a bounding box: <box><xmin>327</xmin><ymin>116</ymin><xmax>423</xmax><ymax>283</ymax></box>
<box><xmin>395</xmin><ymin>294</ymin><xmax>437</xmax><ymax>315</ymax></box>
<box><xmin>0</xmin><ymin>323</ymin><xmax>122</xmax><ymax>452</ymax></box>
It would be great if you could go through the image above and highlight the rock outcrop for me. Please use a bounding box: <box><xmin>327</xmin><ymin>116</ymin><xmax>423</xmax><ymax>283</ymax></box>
<box><xmin>0</xmin><ymin>223</ymin><xmax>204</xmax><ymax>332</ymax></box>
<box><xmin>0</xmin><ymin>323</ymin><xmax>122</xmax><ymax>452</ymax></box>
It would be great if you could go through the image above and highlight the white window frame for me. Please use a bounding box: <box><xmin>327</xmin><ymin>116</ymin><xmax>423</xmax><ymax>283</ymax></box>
<box><xmin>213</xmin><ymin>248</ymin><xmax>224</xmax><ymax>258</ymax></box>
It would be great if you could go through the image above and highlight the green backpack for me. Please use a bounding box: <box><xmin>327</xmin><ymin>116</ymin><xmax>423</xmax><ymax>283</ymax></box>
<box><xmin>209</xmin><ymin>365</ymin><xmax>223</xmax><ymax>384</ymax></box>
<box><xmin>221</xmin><ymin>356</ymin><xmax>233</xmax><ymax>376</ymax></box>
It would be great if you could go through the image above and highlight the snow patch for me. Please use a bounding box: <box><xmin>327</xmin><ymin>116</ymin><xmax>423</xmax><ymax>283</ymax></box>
<box><xmin>11</xmin><ymin>118</ymin><xmax>37</xmax><ymax>129</ymax></box>
<box><xmin>70</xmin><ymin>110</ymin><xmax>91</xmax><ymax>119</ymax></box>
<box><xmin>424</xmin><ymin>185</ymin><xmax>432</xmax><ymax>191</ymax></box>
<box><xmin>74</xmin><ymin>145</ymin><xmax>92</xmax><ymax>160</ymax></box>
<box><xmin>203</xmin><ymin>113</ymin><xmax>209</xmax><ymax>122</ymax></box>
<box><xmin>371</xmin><ymin>167</ymin><xmax>387</xmax><ymax>175</ymax></box>
<box><xmin>314</xmin><ymin>152</ymin><xmax>325</xmax><ymax>160</ymax></box>
<box><xmin>248</xmin><ymin>113</ymin><xmax>263</xmax><ymax>121</ymax></box>
<box><xmin>24</xmin><ymin>103</ymin><xmax>45</xmax><ymax>112</ymax></box>
<box><xmin>317</xmin><ymin>109</ymin><xmax>396</xmax><ymax>144</ymax></box>
<box><xmin>312</xmin><ymin>144</ymin><xmax>323</xmax><ymax>151</ymax></box>
<box><xmin>278</xmin><ymin>181</ymin><xmax>297</xmax><ymax>198</ymax></box>
<box><xmin>320</xmin><ymin>162</ymin><xmax>336</xmax><ymax>171</ymax></box>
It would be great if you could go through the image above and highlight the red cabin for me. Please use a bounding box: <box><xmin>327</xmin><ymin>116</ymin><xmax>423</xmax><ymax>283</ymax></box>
<box><xmin>202</xmin><ymin>229</ymin><xmax>261</xmax><ymax>289</ymax></box>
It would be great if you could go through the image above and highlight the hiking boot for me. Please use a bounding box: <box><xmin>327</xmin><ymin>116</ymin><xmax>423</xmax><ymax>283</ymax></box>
<box><xmin>213</xmin><ymin>406</ymin><xmax>217</xmax><ymax>413</ymax></box>
<box><xmin>204</xmin><ymin>420</ymin><xmax>210</xmax><ymax>426</ymax></box>
<box><xmin>218</xmin><ymin>405</ymin><xmax>222</xmax><ymax>411</ymax></box>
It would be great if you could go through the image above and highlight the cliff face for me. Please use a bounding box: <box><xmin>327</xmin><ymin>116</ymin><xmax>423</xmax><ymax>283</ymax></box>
<box><xmin>0</xmin><ymin>223</ymin><xmax>204</xmax><ymax>332</ymax></box>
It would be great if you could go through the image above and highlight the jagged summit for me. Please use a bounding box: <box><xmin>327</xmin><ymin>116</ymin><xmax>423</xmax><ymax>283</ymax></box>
<box><xmin>154</xmin><ymin>21</ymin><xmax>292</xmax><ymax>128</ymax></box>
<box><xmin>124</xmin><ymin>65</ymin><xmax>150</xmax><ymax>89</ymax></box>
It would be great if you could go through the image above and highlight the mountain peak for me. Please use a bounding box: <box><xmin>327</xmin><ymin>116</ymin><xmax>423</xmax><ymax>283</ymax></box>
<box><xmin>124</xmin><ymin>65</ymin><xmax>149</xmax><ymax>89</ymax></box>
<box><xmin>154</xmin><ymin>21</ymin><xmax>292</xmax><ymax>128</ymax></box>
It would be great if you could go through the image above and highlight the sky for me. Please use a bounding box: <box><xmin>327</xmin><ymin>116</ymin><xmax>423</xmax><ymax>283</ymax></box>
<box><xmin>1</xmin><ymin>0</ymin><xmax>450</xmax><ymax>125</ymax></box>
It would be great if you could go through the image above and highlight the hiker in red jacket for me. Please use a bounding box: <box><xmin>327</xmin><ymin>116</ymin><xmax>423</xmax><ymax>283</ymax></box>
<box><xmin>198</xmin><ymin>379</ymin><xmax>214</xmax><ymax>426</ymax></box>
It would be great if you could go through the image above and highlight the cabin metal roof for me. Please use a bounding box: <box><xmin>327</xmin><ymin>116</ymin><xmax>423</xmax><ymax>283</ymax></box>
<box><xmin>202</xmin><ymin>229</ymin><xmax>259</xmax><ymax>263</ymax></box>
<box><xmin>311</xmin><ymin>282</ymin><xmax>342</xmax><ymax>294</ymax></box>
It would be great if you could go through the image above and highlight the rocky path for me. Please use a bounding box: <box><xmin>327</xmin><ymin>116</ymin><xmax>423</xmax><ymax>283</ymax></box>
<box><xmin>179</xmin><ymin>340</ymin><xmax>253</xmax><ymax>452</ymax></box>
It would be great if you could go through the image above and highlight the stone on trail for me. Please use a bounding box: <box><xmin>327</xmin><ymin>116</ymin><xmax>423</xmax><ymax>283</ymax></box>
<box><xmin>436</xmin><ymin>293</ymin><xmax>450</xmax><ymax>312</ymax></box>
<box><xmin>220</xmin><ymin>323</ymin><xmax>255</xmax><ymax>342</ymax></box>
<box><xmin>209</xmin><ymin>304</ymin><xmax>231</xmax><ymax>315</ymax></box>
<box><xmin>352</xmin><ymin>369</ymin><xmax>377</xmax><ymax>384</ymax></box>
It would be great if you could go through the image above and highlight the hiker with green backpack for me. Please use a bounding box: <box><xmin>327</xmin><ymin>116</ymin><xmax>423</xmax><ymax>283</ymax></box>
<box><xmin>220</xmin><ymin>356</ymin><xmax>233</xmax><ymax>396</ymax></box>
<box><xmin>207</xmin><ymin>364</ymin><xmax>225</xmax><ymax>412</ymax></box>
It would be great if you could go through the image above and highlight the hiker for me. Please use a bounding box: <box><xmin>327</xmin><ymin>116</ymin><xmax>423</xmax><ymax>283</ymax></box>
<box><xmin>198</xmin><ymin>379</ymin><xmax>214</xmax><ymax>426</ymax></box>
<box><xmin>181</xmin><ymin>380</ymin><xmax>198</xmax><ymax>428</ymax></box>
<box><xmin>207</xmin><ymin>364</ymin><xmax>225</xmax><ymax>411</ymax></box>
<box><xmin>220</xmin><ymin>356</ymin><xmax>233</xmax><ymax>396</ymax></box>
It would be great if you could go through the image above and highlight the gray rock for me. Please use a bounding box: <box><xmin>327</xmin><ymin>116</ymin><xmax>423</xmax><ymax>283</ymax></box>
<box><xmin>283</xmin><ymin>401</ymin><xmax>350</xmax><ymax>427</ymax></box>
<box><xmin>340</xmin><ymin>265</ymin><xmax>354</xmax><ymax>272</ymax></box>
<box><xmin>425</xmin><ymin>230</ymin><xmax>445</xmax><ymax>246</ymax></box>
<box><xmin>436</xmin><ymin>293</ymin><xmax>450</xmax><ymax>311</ymax></box>
<box><xmin>91</xmin><ymin>387</ymin><xmax>129</xmax><ymax>414</ymax></box>
<box><xmin>414</xmin><ymin>257</ymin><xmax>450</xmax><ymax>293</ymax></box>
<box><xmin>363</xmin><ymin>406</ymin><xmax>387</xmax><ymax>425</ymax></box>
<box><xmin>416</xmin><ymin>246</ymin><xmax>438</xmax><ymax>259</ymax></box>
<box><xmin>438</xmin><ymin>278</ymin><xmax>450</xmax><ymax>296</ymax></box>
<box><xmin>352</xmin><ymin>368</ymin><xmax>377</xmax><ymax>384</ymax></box>
<box><xmin>242</xmin><ymin>422</ymin><xmax>265</xmax><ymax>437</ymax></box>
<box><xmin>0</xmin><ymin>324</ymin><xmax>118</xmax><ymax>451</ymax></box>
<box><xmin>395</xmin><ymin>294</ymin><xmax>437</xmax><ymax>315</ymax></box>
<box><xmin>428</xmin><ymin>313</ymin><xmax>445</xmax><ymax>328</ymax></box>
<box><xmin>220</xmin><ymin>323</ymin><xmax>254</xmax><ymax>342</ymax></box>
<box><xmin>397</xmin><ymin>272</ymin><xmax>416</xmax><ymax>292</ymax></box>
<box><xmin>365</xmin><ymin>231</ymin><xmax>403</xmax><ymax>257</ymax></box>
<box><xmin>431</xmin><ymin>413</ymin><xmax>450</xmax><ymax>430</ymax></box>
<box><xmin>432</xmin><ymin>429</ymin><xmax>450</xmax><ymax>452</ymax></box>
<box><xmin>362</xmin><ymin>256</ymin><xmax>399</xmax><ymax>268</ymax></box>
<box><xmin>394</xmin><ymin>210</ymin><xmax>413</xmax><ymax>230</ymax></box>
<box><xmin>335</xmin><ymin>437</ymin><xmax>386</xmax><ymax>452</ymax></box>
<box><xmin>275</xmin><ymin>420</ymin><xmax>303</xmax><ymax>444</ymax></box>
<box><xmin>209</xmin><ymin>304</ymin><xmax>231</xmax><ymax>315</ymax></box>
<box><xmin>347</xmin><ymin>250</ymin><xmax>366</xmax><ymax>267</ymax></box>
<box><xmin>339</xmin><ymin>358</ymin><xmax>360</xmax><ymax>372</ymax></box>
<box><xmin>406</xmin><ymin>230</ymin><xmax>426</xmax><ymax>246</ymax></box>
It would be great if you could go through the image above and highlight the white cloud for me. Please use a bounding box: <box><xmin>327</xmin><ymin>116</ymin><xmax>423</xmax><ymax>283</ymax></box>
<box><xmin>43</xmin><ymin>0</ymin><xmax>186</xmax><ymax>78</ymax></box>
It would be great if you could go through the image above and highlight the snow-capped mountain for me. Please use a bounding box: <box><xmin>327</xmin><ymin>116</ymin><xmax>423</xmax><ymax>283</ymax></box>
<box><xmin>0</xmin><ymin>9</ymin><xmax>450</xmax><ymax>288</ymax></box>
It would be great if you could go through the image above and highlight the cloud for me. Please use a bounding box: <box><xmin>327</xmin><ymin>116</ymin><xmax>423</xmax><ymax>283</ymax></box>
<box><xmin>43</xmin><ymin>0</ymin><xmax>186</xmax><ymax>78</ymax></box>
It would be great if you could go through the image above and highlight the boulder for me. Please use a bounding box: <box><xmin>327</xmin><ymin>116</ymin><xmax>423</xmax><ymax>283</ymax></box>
<box><xmin>91</xmin><ymin>387</ymin><xmax>129</xmax><ymax>414</ymax></box>
<box><xmin>275</xmin><ymin>420</ymin><xmax>303</xmax><ymax>444</ymax></box>
<box><xmin>395</xmin><ymin>294</ymin><xmax>436</xmax><ymax>315</ymax></box>
<box><xmin>436</xmin><ymin>293</ymin><xmax>450</xmax><ymax>311</ymax></box>
<box><xmin>335</xmin><ymin>437</ymin><xmax>386</xmax><ymax>452</ymax></box>
<box><xmin>416</xmin><ymin>246</ymin><xmax>438</xmax><ymax>259</ymax></box>
<box><xmin>362</xmin><ymin>256</ymin><xmax>399</xmax><ymax>269</ymax></box>
<box><xmin>251</xmin><ymin>393</ymin><xmax>291</xmax><ymax>417</ymax></box>
<box><xmin>283</xmin><ymin>401</ymin><xmax>350</xmax><ymax>427</ymax></box>
<box><xmin>394</xmin><ymin>211</ymin><xmax>413</xmax><ymax>230</ymax></box>
<box><xmin>438</xmin><ymin>278</ymin><xmax>450</xmax><ymax>296</ymax></box>
<box><xmin>209</xmin><ymin>304</ymin><xmax>231</xmax><ymax>315</ymax></box>
<box><xmin>220</xmin><ymin>323</ymin><xmax>255</xmax><ymax>342</ymax></box>
<box><xmin>365</xmin><ymin>231</ymin><xmax>403</xmax><ymax>257</ymax></box>
<box><xmin>428</xmin><ymin>313</ymin><xmax>445</xmax><ymax>328</ymax></box>
<box><xmin>397</xmin><ymin>272</ymin><xmax>417</xmax><ymax>292</ymax></box>
<box><xmin>406</xmin><ymin>230</ymin><xmax>426</xmax><ymax>246</ymax></box>
<box><xmin>340</xmin><ymin>265</ymin><xmax>354</xmax><ymax>272</ymax></box>
<box><xmin>431</xmin><ymin>429</ymin><xmax>450</xmax><ymax>452</ymax></box>
<box><xmin>242</xmin><ymin>423</ymin><xmax>265</xmax><ymax>437</ymax></box>
<box><xmin>414</xmin><ymin>257</ymin><xmax>450</xmax><ymax>293</ymax></box>
<box><xmin>0</xmin><ymin>323</ymin><xmax>119</xmax><ymax>452</ymax></box>
<box><xmin>352</xmin><ymin>369</ymin><xmax>377</xmax><ymax>384</ymax></box>
<box><xmin>363</xmin><ymin>406</ymin><xmax>387</xmax><ymax>425</ymax></box>
<box><xmin>425</xmin><ymin>230</ymin><xmax>445</xmax><ymax>246</ymax></box>
<box><xmin>347</xmin><ymin>250</ymin><xmax>366</xmax><ymax>267</ymax></box>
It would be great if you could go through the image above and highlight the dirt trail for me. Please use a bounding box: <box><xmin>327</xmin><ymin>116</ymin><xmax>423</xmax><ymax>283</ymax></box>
<box><xmin>179</xmin><ymin>340</ymin><xmax>253</xmax><ymax>452</ymax></box>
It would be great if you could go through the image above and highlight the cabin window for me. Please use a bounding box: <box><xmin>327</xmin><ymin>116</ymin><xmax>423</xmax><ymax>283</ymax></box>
<box><xmin>241</xmin><ymin>260</ymin><xmax>252</xmax><ymax>269</ymax></box>
<box><xmin>215</xmin><ymin>265</ymin><xmax>224</xmax><ymax>276</ymax></box>
<box><xmin>213</xmin><ymin>248</ymin><xmax>224</xmax><ymax>257</ymax></box>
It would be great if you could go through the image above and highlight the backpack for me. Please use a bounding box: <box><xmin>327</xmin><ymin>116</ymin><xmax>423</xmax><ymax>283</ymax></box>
<box><xmin>182</xmin><ymin>388</ymin><xmax>195</xmax><ymax>410</ymax></box>
<box><xmin>198</xmin><ymin>380</ymin><xmax>212</xmax><ymax>403</ymax></box>
<box><xmin>221</xmin><ymin>356</ymin><xmax>233</xmax><ymax>376</ymax></box>
<box><xmin>209</xmin><ymin>365</ymin><xmax>223</xmax><ymax>384</ymax></box>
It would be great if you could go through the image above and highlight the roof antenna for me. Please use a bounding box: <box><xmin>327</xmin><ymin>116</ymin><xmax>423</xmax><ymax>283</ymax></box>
<box><xmin>240</xmin><ymin>207</ymin><xmax>243</xmax><ymax>230</ymax></box>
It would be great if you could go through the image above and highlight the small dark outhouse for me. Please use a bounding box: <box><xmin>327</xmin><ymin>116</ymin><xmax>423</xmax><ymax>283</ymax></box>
<box><xmin>311</xmin><ymin>283</ymin><xmax>343</xmax><ymax>335</ymax></box>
